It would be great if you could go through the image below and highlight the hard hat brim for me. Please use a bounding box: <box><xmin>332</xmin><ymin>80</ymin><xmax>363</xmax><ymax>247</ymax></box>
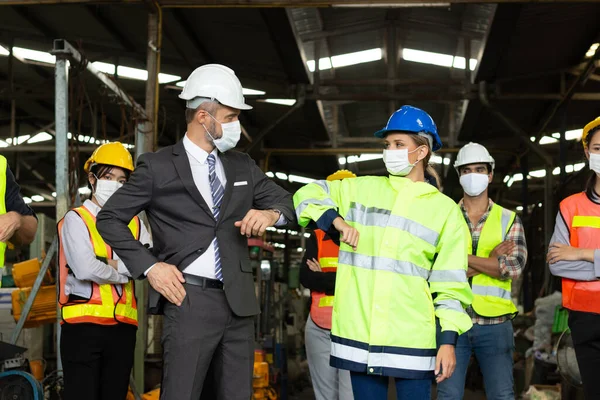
<box><xmin>182</xmin><ymin>95</ymin><xmax>253</xmax><ymax>111</ymax></box>
<box><xmin>229</xmin><ymin>102</ymin><xmax>253</xmax><ymax>111</ymax></box>
<box><xmin>373</xmin><ymin>129</ymin><xmax>441</xmax><ymax>151</ymax></box>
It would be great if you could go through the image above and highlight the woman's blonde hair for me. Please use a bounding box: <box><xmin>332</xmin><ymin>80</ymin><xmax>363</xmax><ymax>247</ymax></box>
<box><xmin>410</xmin><ymin>135</ymin><xmax>442</xmax><ymax>190</ymax></box>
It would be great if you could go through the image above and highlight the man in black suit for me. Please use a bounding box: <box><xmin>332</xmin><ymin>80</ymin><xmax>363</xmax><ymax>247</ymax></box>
<box><xmin>97</xmin><ymin>64</ymin><xmax>295</xmax><ymax>400</ymax></box>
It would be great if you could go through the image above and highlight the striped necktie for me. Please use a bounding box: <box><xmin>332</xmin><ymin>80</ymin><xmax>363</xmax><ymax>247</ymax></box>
<box><xmin>207</xmin><ymin>154</ymin><xmax>224</xmax><ymax>281</ymax></box>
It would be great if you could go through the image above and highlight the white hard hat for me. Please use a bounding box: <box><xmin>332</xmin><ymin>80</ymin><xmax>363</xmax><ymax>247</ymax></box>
<box><xmin>179</xmin><ymin>64</ymin><xmax>252</xmax><ymax>111</ymax></box>
<box><xmin>454</xmin><ymin>142</ymin><xmax>495</xmax><ymax>173</ymax></box>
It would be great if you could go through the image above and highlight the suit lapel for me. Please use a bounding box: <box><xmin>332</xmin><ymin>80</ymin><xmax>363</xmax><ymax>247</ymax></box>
<box><xmin>172</xmin><ymin>141</ymin><xmax>213</xmax><ymax>219</ymax></box>
<box><xmin>218</xmin><ymin>152</ymin><xmax>236</xmax><ymax>225</ymax></box>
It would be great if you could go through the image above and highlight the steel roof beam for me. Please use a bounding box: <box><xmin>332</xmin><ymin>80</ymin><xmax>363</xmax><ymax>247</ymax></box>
<box><xmin>170</xmin><ymin>9</ymin><xmax>213</xmax><ymax>64</ymax></box>
<box><xmin>3</xmin><ymin>0</ymin><xmax>588</xmax><ymax>6</ymax></box>
<box><xmin>85</xmin><ymin>5</ymin><xmax>137</xmax><ymax>52</ymax></box>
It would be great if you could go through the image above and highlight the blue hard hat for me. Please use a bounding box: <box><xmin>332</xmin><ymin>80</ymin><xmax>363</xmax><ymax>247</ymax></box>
<box><xmin>374</xmin><ymin>105</ymin><xmax>442</xmax><ymax>152</ymax></box>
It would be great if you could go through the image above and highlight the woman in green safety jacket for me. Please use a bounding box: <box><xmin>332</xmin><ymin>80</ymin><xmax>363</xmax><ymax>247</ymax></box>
<box><xmin>294</xmin><ymin>105</ymin><xmax>473</xmax><ymax>400</ymax></box>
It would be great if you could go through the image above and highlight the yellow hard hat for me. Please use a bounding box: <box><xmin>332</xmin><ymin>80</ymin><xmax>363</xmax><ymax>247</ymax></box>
<box><xmin>84</xmin><ymin>142</ymin><xmax>134</xmax><ymax>173</ymax></box>
<box><xmin>327</xmin><ymin>169</ymin><xmax>357</xmax><ymax>181</ymax></box>
<box><xmin>583</xmin><ymin>117</ymin><xmax>600</xmax><ymax>149</ymax></box>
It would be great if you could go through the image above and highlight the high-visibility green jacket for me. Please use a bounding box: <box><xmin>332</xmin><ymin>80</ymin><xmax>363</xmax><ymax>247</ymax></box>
<box><xmin>470</xmin><ymin>203</ymin><xmax>518</xmax><ymax>318</ymax></box>
<box><xmin>294</xmin><ymin>176</ymin><xmax>473</xmax><ymax>379</ymax></box>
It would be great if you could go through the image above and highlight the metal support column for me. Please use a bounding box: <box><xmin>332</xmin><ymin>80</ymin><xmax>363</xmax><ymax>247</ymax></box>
<box><xmin>54</xmin><ymin>51</ymin><xmax>69</xmax><ymax>377</ymax></box>
<box><xmin>133</xmin><ymin>7</ymin><xmax>161</xmax><ymax>391</ymax></box>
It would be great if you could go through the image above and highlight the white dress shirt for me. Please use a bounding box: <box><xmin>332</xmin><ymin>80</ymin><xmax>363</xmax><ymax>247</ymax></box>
<box><xmin>181</xmin><ymin>135</ymin><xmax>226</xmax><ymax>278</ymax></box>
<box><xmin>61</xmin><ymin>199</ymin><xmax>152</xmax><ymax>298</ymax></box>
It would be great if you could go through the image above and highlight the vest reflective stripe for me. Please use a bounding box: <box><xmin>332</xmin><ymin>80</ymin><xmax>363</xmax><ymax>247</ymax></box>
<box><xmin>345</xmin><ymin>202</ymin><xmax>440</xmax><ymax>247</ymax></box>
<box><xmin>318</xmin><ymin>296</ymin><xmax>335</xmax><ymax>307</ymax></box>
<box><xmin>559</xmin><ymin>192</ymin><xmax>600</xmax><ymax>313</ymax></box>
<box><xmin>471</xmin><ymin>284</ymin><xmax>512</xmax><ymax>300</ymax></box>
<box><xmin>470</xmin><ymin>203</ymin><xmax>518</xmax><ymax>318</ymax></box>
<box><xmin>572</xmin><ymin>215</ymin><xmax>600</xmax><ymax>229</ymax></box>
<box><xmin>310</xmin><ymin>229</ymin><xmax>339</xmax><ymax>330</ymax></box>
<box><xmin>294</xmin><ymin>176</ymin><xmax>473</xmax><ymax>379</ymax></box>
<box><xmin>0</xmin><ymin>156</ymin><xmax>7</xmax><ymax>272</ymax></box>
<box><xmin>58</xmin><ymin>206</ymin><xmax>139</xmax><ymax>326</ymax></box>
<box><xmin>339</xmin><ymin>251</ymin><xmax>430</xmax><ymax>280</ymax></box>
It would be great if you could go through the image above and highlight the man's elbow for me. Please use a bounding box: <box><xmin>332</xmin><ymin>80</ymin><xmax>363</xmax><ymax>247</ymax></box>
<box><xmin>96</xmin><ymin>210</ymin><xmax>113</xmax><ymax>239</ymax></box>
<box><xmin>13</xmin><ymin>216</ymin><xmax>37</xmax><ymax>245</ymax></box>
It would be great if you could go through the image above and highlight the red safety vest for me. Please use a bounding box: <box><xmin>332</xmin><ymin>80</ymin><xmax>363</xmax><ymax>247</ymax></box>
<box><xmin>560</xmin><ymin>192</ymin><xmax>600</xmax><ymax>314</ymax></box>
<box><xmin>57</xmin><ymin>206</ymin><xmax>140</xmax><ymax>326</ymax></box>
<box><xmin>309</xmin><ymin>229</ymin><xmax>339</xmax><ymax>330</ymax></box>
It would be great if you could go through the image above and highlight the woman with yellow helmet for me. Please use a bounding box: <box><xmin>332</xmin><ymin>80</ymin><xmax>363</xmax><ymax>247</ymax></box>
<box><xmin>294</xmin><ymin>106</ymin><xmax>473</xmax><ymax>399</ymax></box>
<box><xmin>57</xmin><ymin>142</ymin><xmax>152</xmax><ymax>400</ymax></box>
<box><xmin>548</xmin><ymin>117</ymin><xmax>600</xmax><ymax>399</ymax></box>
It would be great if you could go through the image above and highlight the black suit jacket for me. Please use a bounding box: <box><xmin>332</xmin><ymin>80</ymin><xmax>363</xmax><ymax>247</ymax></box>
<box><xmin>96</xmin><ymin>141</ymin><xmax>295</xmax><ymax>316</ymax></box>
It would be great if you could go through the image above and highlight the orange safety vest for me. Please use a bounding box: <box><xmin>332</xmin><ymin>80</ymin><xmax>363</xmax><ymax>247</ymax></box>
<box><xmin>309</xmin><ymin>229</ymin><xmax>339</xmax><ymax>330</ymax></box>
<box><xmin>560</xmin><ymin>192</ymin><xmax>600</xmax><ymax>314</ymax></box>
<box><xmin>57</xmin><ymin>206</ymin><xmax>140</xmax><ymax>326</ymax></box>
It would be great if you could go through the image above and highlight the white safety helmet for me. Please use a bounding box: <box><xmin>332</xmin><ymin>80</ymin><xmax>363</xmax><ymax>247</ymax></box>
<box><xmin>179</xmin><ymin>64</ymin><xmax>252</xmax><ymax>111</ymax></box>
<box><xmin>454</xmin><ymin>142</ymin><xmax>495</xmax><ymax>174</ymax></box>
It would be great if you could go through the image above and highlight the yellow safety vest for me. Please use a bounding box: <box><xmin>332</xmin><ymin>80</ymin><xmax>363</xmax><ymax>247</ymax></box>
<box><xmin>58</xmin><ymin>206</ymin><xmax>139</xmax><ymax>326</ymax></box>
<box><xmin>294</xmin><ymin>175</ymin><xmax>473</xmax><ymax>379</ymax></box>
<box><xmin>0</xmin><ymin>155</ymin><xmax>7</xmax><ymax>273</ymax></box>
<box><xmin>470</xmin><ymin>203</ymin><xmax>518</xmax><ymax>318</ymax></box>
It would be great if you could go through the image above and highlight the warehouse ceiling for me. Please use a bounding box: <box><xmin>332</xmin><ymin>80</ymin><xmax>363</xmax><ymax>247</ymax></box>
<box><xmin>0</xmin><ymin>1</ymin><xmax>599</xmax><ymax>217</ymax></box>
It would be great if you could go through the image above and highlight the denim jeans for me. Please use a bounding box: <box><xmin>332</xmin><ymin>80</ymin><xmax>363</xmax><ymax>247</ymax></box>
<box><xmin>350</xmin><ymin>372</ymin><xmax>431</xmax><ymax>400</ymax></box>
<box><xmin>436</xmin><ymin>320</ymin><xmax>514</xmax><ymax>400</ymax></box>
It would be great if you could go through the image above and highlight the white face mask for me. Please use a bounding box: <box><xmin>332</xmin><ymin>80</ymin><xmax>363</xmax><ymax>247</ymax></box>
<box><xmin>590</xmin><ymin>153</ymin><xmax>600</xmax><ymax>174</ymax></box>
<box><xmin>383</xmin><ymin>147</ymin><xmax>422</xmax><ymax>176</ymax></box>
<box><xmin>94</xmin><ymin>179</ymin><xmax>123</xmax><ymax>207</ymax></box>
<box><xmin>459</xmin><ymin>173</ymin><xmax>490</xmax><ymax>197</ymax></box>
<box><xmin>203</xmin><ymin>113</ymin><xmax>241</xmax><ymax>153</ymax></box>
